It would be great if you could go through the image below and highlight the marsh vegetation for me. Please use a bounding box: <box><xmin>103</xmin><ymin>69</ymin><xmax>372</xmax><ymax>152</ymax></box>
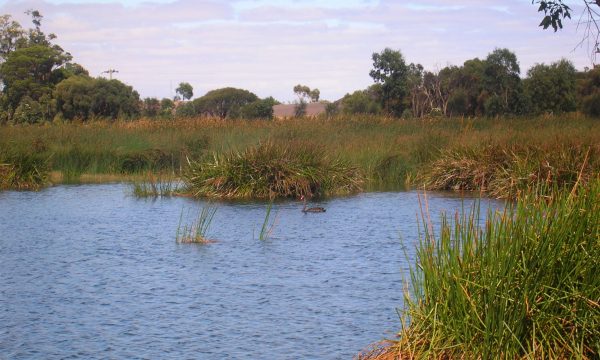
<box><xmin>360</xmin><ymin>179</ymin><xmax>600</xmax><ymax>359</ymax></box>
<box><xmin>1</xmin><ymin>115</ymin><xmax>599</xmax><ymax>200</ymax></box>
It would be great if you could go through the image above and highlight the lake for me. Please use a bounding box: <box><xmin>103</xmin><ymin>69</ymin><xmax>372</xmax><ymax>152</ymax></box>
<box><xmin>0</xmin><ymin>184</ymin><xmax>501</xmax><ymax>359</ymax></box>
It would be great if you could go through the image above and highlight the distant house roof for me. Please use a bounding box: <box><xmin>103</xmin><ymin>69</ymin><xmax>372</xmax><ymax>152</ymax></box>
<box><xmin>273</xmin><ymin>102</ymin><xmax>327</xmax><ymax>118</ymax></box>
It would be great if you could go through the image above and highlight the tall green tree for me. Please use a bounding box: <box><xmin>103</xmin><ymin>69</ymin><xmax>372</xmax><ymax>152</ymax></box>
<box><xmin>176</xmin><ymin>82</ymin><xmax>193</xmax><ymax>101</ymax></box>
<box><xmin>0</xmin><ymin>10</ymin><xmax>73</xmax><ymax>122</ymax></box>
<box><xmin>0</xmin><ymin>14</ymin><xmax>25</xmax><ymax>61</ymax></box>
<box><xmin>484</xmin><ymin>48</ymin><xmax>522</xmax><ymax>114</ymax></box>
<box><xmin>369</xmin><ymin>48</ymin><xmax>409</xmax><ymax>116</ymax></box>
<box><xmin>1</xmin><ymin>44</ymin><xmax>72</xmax><ymax>113</ymax></box>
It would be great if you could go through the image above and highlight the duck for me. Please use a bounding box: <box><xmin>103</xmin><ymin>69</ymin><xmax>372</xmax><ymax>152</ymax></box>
<box><xmin>300</xmin><ymin>195</ymin><xmax>326</xmax><ymax>213</ymax></box>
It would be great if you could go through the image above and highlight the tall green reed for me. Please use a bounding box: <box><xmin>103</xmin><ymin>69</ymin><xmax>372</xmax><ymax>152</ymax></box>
<box><xmin>258</xmin><ymin>201</ymin><xmax>278</xmax><ymax>241</ymax></box>
<box><xmin>379</xmin><ymin>180</ymin><xmax>600</xmax><ymax>359</ymax></box>
<box><xmin>176</xmin><ymin>204</ymin><xmax>218</xmax><ymax>244</ymax></box>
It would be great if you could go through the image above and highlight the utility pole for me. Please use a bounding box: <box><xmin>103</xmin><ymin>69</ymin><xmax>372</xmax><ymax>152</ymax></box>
<box><xmin>102</xmin><ymin>69</ymin><xmax>119</xmax><ymax>80</ymax></box>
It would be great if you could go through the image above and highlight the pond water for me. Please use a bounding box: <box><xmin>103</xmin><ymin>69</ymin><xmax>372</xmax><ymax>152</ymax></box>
<box><xmin>0</xmin><ymin>184</ymin><xmax>501</xmax><ymax>359</ymax></box>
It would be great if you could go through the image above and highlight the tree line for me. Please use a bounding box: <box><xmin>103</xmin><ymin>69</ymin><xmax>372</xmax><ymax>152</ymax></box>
<box><xmin>1</xmin><ymin>10</ymin><xmax>600</xmax><ymax>124</ymax></box>
<box><xmin>0</xmin><ymin>12</ymin><xmax>277</xmax><ymax>124</ymax></box>
<box><xmin>334</xmin><ymin>47</ymin><xmax>600</xmax><ymax>118</ymax></box>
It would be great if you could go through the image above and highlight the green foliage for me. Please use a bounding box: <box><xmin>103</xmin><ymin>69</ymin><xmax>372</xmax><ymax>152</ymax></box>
<box><xmin>193</xmin><ymin>87</ymin><xmax>258</xmax><ymax>119</ymax></box>
<box><xmin>239</xmin><ymin>97</ymin><xmax>276</xmax><ymax>119</ymax></box>
<box><xmin>54</xmin><ymin>76</ymin><xmax>140</xmax><ymax>120</ymax></box>
<box><xmin>160</xmin><ymin>98</ymin><xmax>174</xmax><ymax>118</ymax></box>
<box><xmin>446</xmin><ymin>88</ymin><xmax>469</xmax><ymax>116</ymax></box>
<box><xmin>174</xmin><ymin>101</ymin><xmax>196</xmax><ymax>118</ymax></box>
<box><xmin>484</xmin><ymin>48</ymin><xmax>522</xmax><ymax>114</ymax></box>
<box><xmin>142</xmin><ymin>97</ymin><xmax>160</xmax><ymax>118</ymax></box>
<box><xmin>0</xmin><ymin>14</ymin><xmax>25</xmax><ymax>60</ymax></box>
<box><xmin>389</xmin><ymin>180</ymin><xmax>600</xmax><ymax>358</ymax></box>
<box><xmin>184</xmin><ymin>141</ymin><xmax>363</xmax><ymax>199</ymax></box>
<box><xmin>581</xmin><ymin>91</ymin><xmax>600</xmax><ymax>117</ymax></box>
<box><xmin>0</xmin><ymin>44</ymin><xmax>72</xmax><ymax>109</ymax></box>
<box><xmin>341</xmin><ymin>90</ymin><xmax>381</xmax><ymax>115</ymax></box>
<box><xmin>578</xmin><ymin>66</ymin><xmax>600</xmax><ymax>117</ymax></box>
<box><xmin>12</xmin><ymin>96</ymin><xmax>44</xmax><ymax>124</ymax></box>
<box><xmin>175</xmin><ymin>82</ymin><xmax>193</xmax><ymax>101</ymax></box>
<box><xmin>483</xmin><ymin>94</ymin><xmax>505</xmax><ymax>116</ymax></box>
<box><xmin>532</xmin><ymin>0</ymin><xmax>571</xmax><ymax>31</ymax></box>
<box><xmin>369</xmin><ymin>48</ymin><xmax>409</xmax><ymax>116</ymax></box>
<box><xmin>524</xmin><ymin>59</ymin><xmax>577</xmax><ymax>114</ymax></box>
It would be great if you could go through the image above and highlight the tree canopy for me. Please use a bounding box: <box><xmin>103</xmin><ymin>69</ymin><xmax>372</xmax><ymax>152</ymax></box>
<box><xmin>176</xmin><ymin>82</ymin><xmax>193</xmax><ymax>101</ymax></box>
<box><xmin>192</xmin><ymin>87</ymin><xmax>259</xmax><ymax>119</ymax></box>
<box><xmin>369</xmin><ymin>48</ymin><xmax>409</xmax><ymax>116</ymax></box>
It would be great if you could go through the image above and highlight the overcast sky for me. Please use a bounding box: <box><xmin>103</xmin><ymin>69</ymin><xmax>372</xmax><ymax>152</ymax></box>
<box><xmin>0</xmin><ymin>0</ymin><xmax>595</xmax><ymax>101</ymax></box>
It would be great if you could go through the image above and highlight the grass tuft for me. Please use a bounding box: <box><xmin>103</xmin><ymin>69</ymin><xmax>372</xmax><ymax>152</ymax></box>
<box><xmin>258</xmin><ymin>201</ymin><xmax>278</xmax><ymax>241</ymax></box>
<box><xmin>184</xmin><ymin>141</ymin><xmax>363</xmax><ymax>199</ymax></box>
<box><xmin>0</xmin><ymin>150</ymin><xmax>49</xmax><ymax>190</ymax></box>
<box><xmin>176</xmin><ymin>204</ymin><xmax>218</xmax><ymax>244</ymax></box>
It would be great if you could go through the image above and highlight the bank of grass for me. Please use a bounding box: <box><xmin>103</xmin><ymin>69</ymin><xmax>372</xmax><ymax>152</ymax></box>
<box><xmin>360</xmin><ymin>179</ymin><xmax>600</xmax><ymax>360</ymax></box>
<box><xmin>0</xmin><ymin>114</ymin><xmax>599</xmax><ymax>196</ymax></box>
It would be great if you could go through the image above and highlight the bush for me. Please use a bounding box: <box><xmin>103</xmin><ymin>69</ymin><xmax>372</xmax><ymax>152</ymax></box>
<box><xmin>239</xmin><ymin>98</ymin><xmax>277</xmax><ymax>119</ymax></box>
<box><xmin>12</xmin><ymin>96</ymin><xmax>44</xmax><ymax>124</ymax></box>
<box><xmin>581</xmin><ymin>91</ymin><xmax>600</xmax><ymax>117</ymax></box>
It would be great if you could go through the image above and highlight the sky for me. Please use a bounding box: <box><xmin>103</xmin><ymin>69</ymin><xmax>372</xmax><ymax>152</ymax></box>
<box><xmin>0</xmin><ymin>0</ymin><xmax>595</xmax><ymax>102</ymax></box>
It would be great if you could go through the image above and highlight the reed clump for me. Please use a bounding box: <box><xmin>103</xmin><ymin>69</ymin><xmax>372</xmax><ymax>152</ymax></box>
<box><xmin>0</xmin><ymin>150</ymin><xmax>49</xmax><ymax>190</ymax></box>
<box><xmin>184</xmin><ymin>141</ymin><xmax>363</xmax><ymax>199</ymax></box>
<box><xmin>176</xmin><ymin>204</ymin><xmax>217</xmax><ymax>244</ymax></box>
<box><xmin>360</xmin><ymin>180</ymin><xmax>600</xmax><ymax>359</ymax></box>
<box><xmin>420</xmin><ymin>140</ymin><xmax>600</xmax><ymax>198</ymax></box>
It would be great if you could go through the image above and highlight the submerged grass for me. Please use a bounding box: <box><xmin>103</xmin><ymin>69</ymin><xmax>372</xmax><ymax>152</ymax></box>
<box><xmin>360</xmin><ymin>179</ymin><xmax>600</xmax><ymax>359</ymax></box>
<box><xmin>176</xmin><ymin>204</ymin><xmax>218</xmax><ymax>244</ymax></box>
<box><xmin>131</xmin><ymin>172</ymin><xmax>181</xmax><ymax>197</ymax></box>
<box><xmin>184</xmin><ymin>141</ymin><xmax>363</xmax><ymax>199</ymax></box>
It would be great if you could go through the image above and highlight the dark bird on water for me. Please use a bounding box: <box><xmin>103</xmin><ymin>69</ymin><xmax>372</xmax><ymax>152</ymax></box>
<box><xmin>300</xmin><ymin>195</ymin><xmax>326</xmax><ymax>213</ymax></box>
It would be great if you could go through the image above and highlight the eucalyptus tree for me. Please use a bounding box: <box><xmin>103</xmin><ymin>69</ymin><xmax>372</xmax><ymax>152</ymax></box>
<box><xmin>369</xmin><ymin>48</ymin><xmax>409</xmax><ymax>116</ymax></box>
